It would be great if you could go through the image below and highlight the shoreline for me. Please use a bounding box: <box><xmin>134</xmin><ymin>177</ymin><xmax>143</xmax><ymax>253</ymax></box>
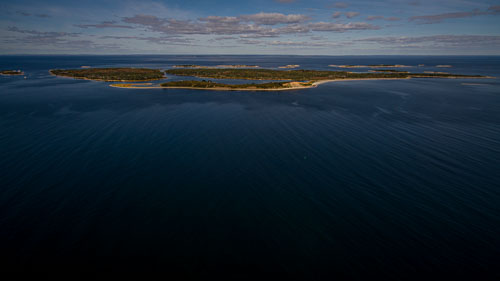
<box><xmin>1</xmin><ymin>72</ymin><xmax>24</xmax><ymax>76</ymax></box>
<box><xmin>110</xmin><ymin>76</ymin><xmax>492</xmax><ymax>91</ymax></box>
<box><xmin>110</xmin><ymin>77</ymin><xmax>415</xmax><ymax>91</ymax></box>
<box><xmin>49</xmin><ymin>69</ymin><xmax>166</xmax><ymax>82</ymax></box>
<box><xmin>110</xmin><ymin>84</ymin><xmax>311</xmax><ymax>91</ymax></box>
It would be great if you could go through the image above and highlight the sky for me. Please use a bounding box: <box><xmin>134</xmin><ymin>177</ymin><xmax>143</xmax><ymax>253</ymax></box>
<box><xmin>1</xmin><ymin>0</ymin><xmax>499</xmax><ymax>55</ymax></box>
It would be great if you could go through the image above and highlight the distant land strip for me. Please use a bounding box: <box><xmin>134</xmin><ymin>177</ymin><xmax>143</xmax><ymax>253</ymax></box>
<box><xmin>49</xmin><ymin>67</ymin><xmax>491</xmax><ymax>91</ymax></box>
<box><xmin>1</xmin><ymin>70</ymin><xmax>24</xmax><ymax>76</ymax></box>
<box><xmin>49</xmin><ymin>68</ymin><xmax>165</xmax><ymax>82</ymax></box>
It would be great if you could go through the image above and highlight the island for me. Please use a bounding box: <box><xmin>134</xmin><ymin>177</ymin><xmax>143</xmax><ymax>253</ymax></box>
<box><xmin>111</xmin><ymin>80</ymin><xmax>317</xmax><ymax>90</ymax></box>
<box><xmin>109</xmin><ymin>68</ymin><xmax>488</xmax><ymax>91</ymax></box>
<box><xmin>329</xmin><ymin>64</ymin><xmax>410</xmax><ymax>68</ymax></box>
<box><xmin>215</xmin><ymin>65</ymin><xmax>259</xmax><ymax>68</ymax></box>
<box><xmin>49</xmin><ymin>68</ymin><xmax>165</xmax><ymax>82</ymax></box>
<box><xmin>424</xmin><ymin>71</ymin><xmax>449</xmax><ymax>74</ymax></box>
<box><xmin>436</xmin><ymin>65</ymin><xmax>453</xmax><ymax>68</ymax></box>
<box><xmin>164</xmin><ymin>68</ymin><xmax>483</xmax><ymax>81</ymax></box>
<box><xmin>278</xmin><ymin>65</ymin><xmax>300</xmax><ymax>69</ymax></box>
<box><xmin>48</xmin><ymin>67</ymin><xmax>489</xmax><ymax>91</ymax></box>
<box><xmin>1</xmin><ymin>70</ymin><xmax>24</xmax><ymax>76</ymax></box>
<box><xmin>172</xmin><ymin>64</ymin><xmax>260</xmax><ymax>69</ymax></box>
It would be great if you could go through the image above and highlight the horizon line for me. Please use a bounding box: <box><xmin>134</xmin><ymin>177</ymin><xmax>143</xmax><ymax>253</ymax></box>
<box><xmin>2</xmin><ymin>54</ymin><xmax>500</xmax><ymax>57</ymax></box>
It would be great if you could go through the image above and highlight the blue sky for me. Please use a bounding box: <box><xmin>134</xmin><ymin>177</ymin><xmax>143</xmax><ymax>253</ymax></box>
<box><xmin>1</xmin><ymin>0</ymin><xmax>499</xmax><ymax>55</ymax></box>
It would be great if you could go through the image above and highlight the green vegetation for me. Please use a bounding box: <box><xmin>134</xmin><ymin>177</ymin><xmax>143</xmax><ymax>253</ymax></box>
<box><xmin>160</xmin><ymin>80</ymin><xmax>291</xmax><ymax>89</ymax></box>
<box><xmin>165</xmin><ymin>68</ymin><xmax>482</xmax><ymax>81</ymax></box>
<box><xmin>1</xmin><ymin>70</ymin><xmax>23</xmax><ymax>75</ymax></box>
<box><xmin>50</xmin><ymin>67</ymin><xmax>487</xmax><ymax>91</ymax></box>
<box><xmin>50</xmin><ymin>68</ymin><xmax>165</xmax><ymax>82</ymax></box>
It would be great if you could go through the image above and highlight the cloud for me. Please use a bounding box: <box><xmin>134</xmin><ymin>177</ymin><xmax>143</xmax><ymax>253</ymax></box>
<box><xmin>215</xmin><ymin>36</ymin><xmax>237</xmax><ymax>40</ymax></box>
<box><xmin>7</xmin><ymin>26</ymin><xmax>80</xmax><ymax>39</ymax></box>
<box><xmin>268</xmin><ymin>40</ymin><xmax>348</xmax><ymax>47</ymax></box>
<box><xmin>358</xmin><ymin>35</ymin><xmax>500</xmax><ymax>48</ymax></box>
<box><xmin>123</xmin><ymin>14</ymin><xmax>167</xmax><ymax>27</ymax></box>
<box><xmin>410</xmin><ymin>6</ymin><xmax>500</xmax><ymax>24</ymax></box>
<box><xmin>239</xmin><ymin>34</ymin><xmax>279</xmax><ymax>38</ymax></box>
<box><xmin>367</xmin><ymin>16</ymin><xmax>400</xmax><ymax>21</ymax></box>
<box><xmin>100</xmin><ymin>35</ymin><xmax>196</xmax><ymax>45</ymax></box>
<box><xmin>99</xmin><ymin>35</ymin><xmax>140</xmax><ymax>40</ymax></box>
<box><xmin>274</xmin><ymin>0</ymin><xmax>296</xmax><ymax>3</ymax></box>
<box><xmin>3</xmin><ymin>26</ymin><xmax>118</xmax><ymax>51</ymax></box>
<box><xmin>278</xmin><ymin>24</ymin><xmax>310</xmax><ymax>34</ymax></box>
<box><xmin>120</xmin><ymin>12</ymin><xmax>377</xmax><ymax>38</ymax></box>
<box><xmin>410</xmin><ymin>10</ymin><xmax>484</xmax><ymax>24</ymax></box>
<box><xmin>121</xmin><ymin>12</ymin><xmax>310</xmax><ymax>37</ymax></box>
<box><xmin>198</xmin><ymin>13</ymin><xmax>310</xmax><ymax>27</ymax></box>
<box><xmin>238</xmin><ymin>38</ymin><xmax>351</xmax><ymax>48</ymax></box>
<box><xmin>199</xmin><ymin>16</ymin><xmax>240</xmax><ymax>24</ymax></box>
<box><xmin>310</xmin><ymin>36</ymin><xmax>326</xmax><ymax>40</ymax></box>
<box><xmin>136</xmin><ymin>37</ymin><xmax>197</xmax><ymax>46</ymax></box>
<box><xmin>75</xmin><ymin>21</ymin><xmax>133</xmax><ymax>29</ymax></box>
<box><xmin>238</xmin><ymin>39</ymin><xmax>262</xmax><ymax>45</ymax></box>
<box><xmin>367</xmin><ymin>16</ymin><xmax>383</xmax><ymax>20</ymax></box>
<box><xmin>488</xmin><ymin>6</ymin><xmax>500</xmax><ymax>13</ymax></box>
<box><xmin>333</xmin><ymin>11</ymin><xmax>364</xmax><ymax>20</ymax></box>
<box><xmin>308</xmin><ymin>22</ymin><xmax>379</xmax><ymax>32</ymax></box>
<box><xmin>196</xmin><ymin>16</ymin><xmax>259</xmax><ymax>35</ymax></box>
<box><xmin>240</xmin><ymin>12</ymin><xmax>310</xmax><ymax>25</ymax></box>
<box><xmin>345</xmin><ymin>12</ymin><xmax>360</xmax><ymax>19</ymax></box>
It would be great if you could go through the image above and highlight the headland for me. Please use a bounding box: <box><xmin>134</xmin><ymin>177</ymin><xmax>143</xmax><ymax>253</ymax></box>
<box><xmin>1</xmin><ymin>70</ymin><xmax>24</xmax><ymax>76</ymax></box>
<box><xmin>49</xmin><ymin>68</ymin><xmax>165</xmax><ymax>82</ymax></box>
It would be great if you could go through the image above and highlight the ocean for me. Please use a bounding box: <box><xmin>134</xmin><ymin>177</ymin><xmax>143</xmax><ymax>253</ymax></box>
<box><xmin>1</xmin><ymin>55</ymin><xmax>499</xmax><ymax>279</ymax></box>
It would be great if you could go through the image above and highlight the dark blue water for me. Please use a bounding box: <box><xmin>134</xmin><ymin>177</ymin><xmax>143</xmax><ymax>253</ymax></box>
<box><xmin>1</xmin><ymin>56</ymin><xmax>500</xmax><ymax>280</ymax></box>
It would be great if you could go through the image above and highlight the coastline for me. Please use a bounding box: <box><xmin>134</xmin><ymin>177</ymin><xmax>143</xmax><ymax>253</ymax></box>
<box><xmin>109</xmin><ymin>76</ymin><xmax>493</xmax><ymax>91</ymax></box>
<box><xmin>1</xmin><ymin>72</ymin><xmax>24</xmax><ymax>76</ymax></box>
<box><xmin>110</xmin><ymin>84</ymin><xmax>310</xmax><ymax>91</ymax></box>
<box><xmin>49</xmin><ymin>69</ymin><xmax>166</xmax><ymax>82</ymax></box>
<box><xmin>110</xmin><ymin>77</ymin><xmax>414</xmax><ymax>91</ymax></box>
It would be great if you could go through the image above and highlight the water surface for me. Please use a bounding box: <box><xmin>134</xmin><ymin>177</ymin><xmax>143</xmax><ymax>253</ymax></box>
<box><xmin>1</xmin><ymin>55</ymin><xmax>500</xmax><ymax>279</ymax></box>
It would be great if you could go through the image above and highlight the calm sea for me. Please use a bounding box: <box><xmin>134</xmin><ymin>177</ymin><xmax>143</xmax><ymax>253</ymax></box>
<box><xmin>1</xmin><ymin>55</ymin><xmax>500</xmax><ymax>279</ymax></box>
